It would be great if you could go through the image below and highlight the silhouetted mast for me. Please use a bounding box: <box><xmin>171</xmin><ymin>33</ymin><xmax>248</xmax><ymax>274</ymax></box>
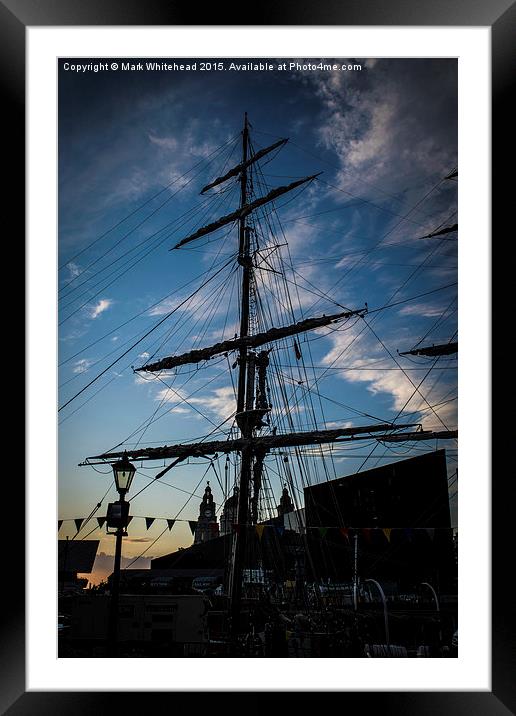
<box><xmin>399</xmin><ymin>342</ymin><xmax>458</xmax><ymax>357</ymax></box>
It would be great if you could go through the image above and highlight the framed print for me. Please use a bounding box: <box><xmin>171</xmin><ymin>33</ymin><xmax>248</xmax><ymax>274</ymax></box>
<box><xmin>9</xmin><ymin>0</ymin><xmax>510</xmax><ymax>710</ymax></box>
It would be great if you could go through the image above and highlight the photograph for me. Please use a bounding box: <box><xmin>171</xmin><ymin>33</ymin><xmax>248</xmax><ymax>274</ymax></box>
<box><xmin>57</xmin><ymin>56</ymin><xmax>459</xmax><ymax>659</ymax></box>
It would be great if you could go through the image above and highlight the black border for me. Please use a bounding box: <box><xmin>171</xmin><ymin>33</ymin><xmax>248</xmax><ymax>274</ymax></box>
<box><xmin>10</xmin><ymin>0</ymin><xmax>510</xmax><ymax>711</ymax></box>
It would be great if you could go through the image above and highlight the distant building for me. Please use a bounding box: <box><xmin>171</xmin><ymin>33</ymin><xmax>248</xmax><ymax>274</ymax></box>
<box><xmin>220</xmin><ymin>485</ymin><xmax>239</xmax><ymax>536</ymax></box>
<box><xmin>194</xmin><ymin>482</ymin><xmax>219</xmax><ymax>544</ymax></box>
<box><xmin>277</xmin><ymin>485</ymin><xmax>294</xmax><ymax>516</ymax></box>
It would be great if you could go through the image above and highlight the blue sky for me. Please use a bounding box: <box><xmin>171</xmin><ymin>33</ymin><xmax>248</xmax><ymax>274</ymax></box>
<box><xmin>58</xmin><ymin>58</ymin><xmax>458</xmax><ymax>583</ymax></box>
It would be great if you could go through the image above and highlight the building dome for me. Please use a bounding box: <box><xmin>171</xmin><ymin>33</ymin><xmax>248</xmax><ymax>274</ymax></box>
<box><xmin>220</xmin><ymin>486</ymin><xmax>239</xmax><ymax>535</ymax></box>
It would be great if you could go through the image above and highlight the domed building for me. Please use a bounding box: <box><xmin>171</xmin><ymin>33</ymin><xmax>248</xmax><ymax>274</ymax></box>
<box><xmin>219</xmin><ymin>485</ymin><xmax>239</xmax><ymax>536</ymax></box>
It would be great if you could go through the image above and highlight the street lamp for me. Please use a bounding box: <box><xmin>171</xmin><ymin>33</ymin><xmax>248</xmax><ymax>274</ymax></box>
<box><xmin>421</xmin><ymin>581</ymin><xmax>442</xmax><ymax>645</ymax></box>
<box><xmin>112</xmin><ymin>453</ymin><xmax>136</xmax><ymax>495</ymax></box>
<box><xmin>107</xmin><ymin>452</ymin><xmax>136</xmax><ymax>655</ymax></box>
<box><xmin>365</xmin><ymin>578</ymin><xmax>390</xmax><ymax>646</ymax></box>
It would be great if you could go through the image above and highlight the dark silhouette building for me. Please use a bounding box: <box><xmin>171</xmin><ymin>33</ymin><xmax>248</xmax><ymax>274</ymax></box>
<box><xmin>194</xmin><ymin>482</ymin><xmax>219</xmax><ymax>544</ymax></box>
<box><xmin>277</xmin><ymin>485</ymin><xmax>294</xmax><ymax>516</ymax></box>
<box><xmin>304</xmin><ymin>450</ymin><xmax>456</xmax><ymax>591</ymax></box>
<box><xmin>152</xmin><ymin>454</ymin><xmax>455</xmax><ymax>595</ymax></box>
<box><xmin>58</xmin><ymin>539</ymin><xmax>99</xmax><ymax>592</ymax></box>
<box><xmin>220</xmin><ymin>486</ymin><xmax>239</xmax><ymax>536</ymax></box>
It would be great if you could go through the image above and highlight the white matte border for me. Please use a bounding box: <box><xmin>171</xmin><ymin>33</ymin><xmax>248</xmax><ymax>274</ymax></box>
<box><xmin>27</xmin><ymin>26</ymin><xmax>490</xmax><ymax>691</ymax></box>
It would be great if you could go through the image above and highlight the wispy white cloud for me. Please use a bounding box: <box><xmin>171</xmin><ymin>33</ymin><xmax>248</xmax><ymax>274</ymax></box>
<box><xmin>147</xmin><ymin>296</ymin><xmax>184</xmax><ymax>317</ymax></box>
<box><xmin>67</xmin><ymin>262</ymin><xmax>81</xmax><ymax>279</ymax></box>
<box><xmin>321</xmin><ymin>322</ymin><xmax>457</xmax><ymax>430</ymax></box>
<box><xmin>148</xmin><ymin>133</ymin><xmax>178</xmax><ymax>151</ymax></box>
<box><xmin>310</xmin><ymin>62</ymin><xmax>456</xmax><ymax>195</ymax></box>
<box><xmin>73</xmin><ymin>358</ymin><xmax>92</xmax><ymax>374</ymax></box>
<box><xmin>398</xmin><ymin>302</ymin><xmax>445</xmax><ymax>318</ymax></box>
<box><xmin>89</xmin><ymin>298</ymin><xmax>113</xmax><ymax>319</ymax></box>
<box><xmin>196</xmin><ymin>385</ymin><xmax>236</xmax><ymax>419</ymax></box>
<box><xmin>154</xmin><ymin>383</ymin><xmax>236</xmax><ymax>422</ymax></box>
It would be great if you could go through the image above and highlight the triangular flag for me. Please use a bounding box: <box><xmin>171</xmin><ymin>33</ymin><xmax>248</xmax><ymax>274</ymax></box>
<box><xmin>97</xmin><ymin>517</ymin><xmax>106</xmax><ymax>529</ymax></box>
<box><xmin>74</xmin><ymin>518</ymin><xmax>84</xmax><ymax>533</ymax></box>
<box><xmin>126</xmin><ymin>516</ymin><xmax>133</xmax><ymax>526</ymax></box>
<box><xmin>318</xmin><ymin>527</ymin><xmax>328</xmax><ymax>538</ymax></box>
<box><xmin>382</xmin><ymin>528</ymin><xmax>392</xmax><ymax>542</ymax></box>
<box><xmin>167</xmin><ymin>519</ymin><xmax>175</xmax><ymax>531</ymax></box>
<box><xmin>145</xmin><ymin>517</ymin><xmax>155</xmax><ymax>530</ymax></box>
<box><xmin>340</xmin><ymin>527</ymin><xmax>350</xmax><ymax>542</ymax></box>
<box><xmin>404</xmin><ymin>527</ymin><xmax>414</xmax><ymax>542</ymax></box>
<box><xmin>188</xmin><ymin>520</ymin><xmax>198</xmax><ymax>535</ymax></box>
<box><xmin>362</xmin><ymin>528</ymin><xmax>372</xmax><ymax>543</ymax></box>
<box><xmin>58</xmin><ymin>520</ymin><xmax>63</xmax><ymax>532</ymax></box>
<box><xmin>425</xmin><ymin>528</ymin><xmax>435</xmax><ymax>541</ymax></box>
<box><xmin>276</xmin><ymin>526</ymin><xmax>285</xmax><ymax>538</ymax></box>
<box><xmin>256</xmin><ymin>525</ymin><xmax>265</xmax><ymax>540</ymax></box>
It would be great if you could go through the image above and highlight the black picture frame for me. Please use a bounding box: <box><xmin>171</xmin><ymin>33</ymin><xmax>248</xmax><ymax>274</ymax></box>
<box><xmin>10</xmin><ymin>0</ymin><xmax>508</xmax><ymax>711</ymax></box>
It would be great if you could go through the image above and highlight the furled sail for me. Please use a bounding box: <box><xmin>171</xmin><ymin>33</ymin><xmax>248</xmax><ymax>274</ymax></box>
<box><xmin>377</xmin><ymin>429</ymin><xmax>458</xmax><ymax>442</ymax></box>
<box><xmin>172</xmin><ymin>173</ymin><xmax>321</xmax><ymax>249</ymax></box>
<box><xmin>86</xmin><ymin>422</ymin><xmax>420</xmax><ymax>463</ymax></box>
<box><xmin>418</xmin><ymin>224</ymin><xmax>458</xmax><ymax>239</ymax></box>
<box><xmin>200</xmin><ymin>138</ymin><xmax>288</xmax><ymax>194</ymax></box>
<box><xmin>399</xmin><ymin>342</ymin><xmax>458</xmax><ymax>357</ymax></box>
<box><xmin>135</xmin><ymin>306</ymin><xmax>367</xmax><ymax>372</ymax></box>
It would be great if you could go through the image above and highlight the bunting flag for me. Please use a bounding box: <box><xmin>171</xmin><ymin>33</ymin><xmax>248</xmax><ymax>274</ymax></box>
<box><xmin>340</xmin><ymin>527</ymin><xmax>350</xmax><ymax>542</ymax></box>
<box><xmin>58</xmin><ymin>515</ymin><xmax>453</xmax><ymax>536</ymax></box>
<box><xmin>362</xmin><ymin>528</ymin><xmax>372</xmax><ymax>543</ymax></box>
<box><xmin>382</xmin><ymin>528</ymin><xmax>392</xmax><ymax>542</ymax></box>
<box><xmin>74</xmin><ymin>518</ymin><xmax>84</xmax><ymax>533</ymax></box>
<box><xmin>127</xmin><ymin>516</ymin><xmax>133</xmax><ymax>526</ymax></box>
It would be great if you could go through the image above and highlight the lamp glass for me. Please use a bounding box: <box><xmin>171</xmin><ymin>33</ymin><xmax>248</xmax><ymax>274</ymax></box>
<box><xmin>113</xmin><ymin>457</ymin><xmax>136</xmax><ymax>493</ymax></box>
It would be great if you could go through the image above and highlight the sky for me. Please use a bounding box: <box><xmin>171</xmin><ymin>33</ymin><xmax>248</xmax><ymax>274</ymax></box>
<box><xmin>58</xmin><ymin>58</ymin><xmax>458</xmax><ymax>585</ymax></box>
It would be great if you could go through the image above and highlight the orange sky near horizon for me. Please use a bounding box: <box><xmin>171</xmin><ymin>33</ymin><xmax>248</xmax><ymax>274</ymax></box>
<box><xmin>75</xmin><ymin>522</ymin><xmax>195</xmax><ymax>586</ymax></box>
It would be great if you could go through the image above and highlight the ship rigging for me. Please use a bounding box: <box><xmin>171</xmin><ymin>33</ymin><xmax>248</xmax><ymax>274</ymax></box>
<box><xmin>77</xmin><ymin>113</ymin><xmax>458</xmax><ymax>637</ymax></box>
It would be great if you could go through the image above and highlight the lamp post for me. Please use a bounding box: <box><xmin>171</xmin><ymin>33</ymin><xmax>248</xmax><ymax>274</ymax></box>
<box><xmin>421</xmin><ymin>581</ymin><xmax>442</xmax><ymax>645</ymax></box>
<box><xmin>107</xmin><ymin>453</ymin><xmax>136</xmax><ymax>656</ymax></box>
<box><xmin>365</xmin><ymin>578</ymin><xmax>390</xmax><ymax>646</ymax></box>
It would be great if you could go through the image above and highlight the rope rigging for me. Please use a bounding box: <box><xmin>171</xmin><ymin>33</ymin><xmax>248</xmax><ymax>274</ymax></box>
<box><xmin>64</xmin><ymin>115</ymin><xmax>457</xmax><ymax>589</ymax></box>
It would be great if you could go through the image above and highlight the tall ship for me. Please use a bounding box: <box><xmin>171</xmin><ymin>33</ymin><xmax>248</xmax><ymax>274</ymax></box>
<box><xmin>59</xmin><ymin>113</ymin><xmax>458</xmax><ymax>657</ymax></box>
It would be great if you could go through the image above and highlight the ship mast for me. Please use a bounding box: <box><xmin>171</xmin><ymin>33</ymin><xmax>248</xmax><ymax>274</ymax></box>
<box><xmin>229</xmin><ymin>112</ymin><xmax>253</xmax><ymax>633</ymax></box>
<box><xmin>236</xmin><ymin>111</ymin><xmax>251</xmax><ymax>415</ymax></box>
